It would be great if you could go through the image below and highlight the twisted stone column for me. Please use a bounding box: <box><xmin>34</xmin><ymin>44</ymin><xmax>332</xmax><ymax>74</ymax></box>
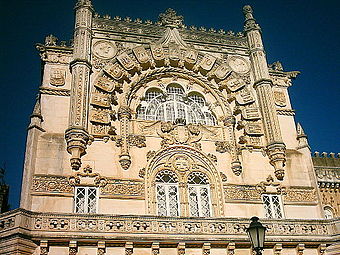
<box><xmin>65</xmin><ymin>0</ymin><xmax>93</xmax><ymax>170</ymax></box>
<box><xmin>243</xmin><ymin>5</ymin><xmax>286</xmax><ymax>180</ymax></box>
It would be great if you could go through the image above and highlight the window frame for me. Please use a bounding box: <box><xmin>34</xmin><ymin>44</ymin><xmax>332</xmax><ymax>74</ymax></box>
<box><xmin>188</xmin><ymin>183</ymin><xmax>212</xmax><ymax>217</ymax></box>
<box><xmin>156</xmin><ymin>182</ymin><xmax>181</xmax><ymax>217</ymax></box>
<box><xmin>74</xmin><ymin>186</ymin><xmax>99</xmax><ymax>214</ymax></box>
<box><xmin>261</xmin><ymin>194</ymin><xmax>284</xmax><ymax>219</ymax></box>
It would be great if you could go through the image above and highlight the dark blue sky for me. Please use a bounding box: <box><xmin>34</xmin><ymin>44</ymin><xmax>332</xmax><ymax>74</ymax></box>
<box><xmin>0</xmin><ymin>0</ymin><xmax>339</xmax><ymax>209</ymax></box>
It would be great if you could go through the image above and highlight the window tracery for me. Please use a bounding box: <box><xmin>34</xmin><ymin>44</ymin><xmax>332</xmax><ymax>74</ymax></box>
<box><xmin>137</xmin><ymin>84</ymin><xmax>216</xmax><ymax>125</ymax></box>
<box><xmin>188</xmin><ymin>172</ymin><xmax>212</xmax><ymax>217</ymax></box>
<box><xmin>155</xmin><ymin>170</ymin><xmax>180</xmax><ymax>217</ymax></box>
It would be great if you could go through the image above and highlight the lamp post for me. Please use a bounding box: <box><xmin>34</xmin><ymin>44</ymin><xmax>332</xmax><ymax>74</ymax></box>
<box><xmin>246</xmin><ymin>216</ymin><xmax>266</xmax><ymax>255</ymax></box>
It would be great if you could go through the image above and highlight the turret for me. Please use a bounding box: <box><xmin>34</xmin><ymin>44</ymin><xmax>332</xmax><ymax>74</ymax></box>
<box><xmin>243</xmin><ymin>5</ymin><xmax>286</xmax><ymax>180</ymax></box>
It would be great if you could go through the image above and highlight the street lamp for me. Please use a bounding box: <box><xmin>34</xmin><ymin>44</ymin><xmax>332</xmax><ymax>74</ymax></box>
<box><xmin>246</xmin><ymin>216</ymin><xmax>266</xmax><ymax>255</ymax></box>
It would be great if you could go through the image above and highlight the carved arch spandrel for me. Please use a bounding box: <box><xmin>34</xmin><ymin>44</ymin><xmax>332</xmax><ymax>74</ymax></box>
<box><xmin>145</xmin><ymin>145</ymin><xmax>225</xmax><ymax>217</ymax></box>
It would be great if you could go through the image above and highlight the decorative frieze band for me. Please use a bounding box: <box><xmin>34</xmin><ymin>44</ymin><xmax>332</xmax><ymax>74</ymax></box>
<box><xmin>224</xmin><ymin>184</ymin><xmax>316</xmax><ymax>203</ymax></box>
<box><xmin>32</xmin><ymin>175</ymin><xmax>144</xmax><ymax>199</ymax></box>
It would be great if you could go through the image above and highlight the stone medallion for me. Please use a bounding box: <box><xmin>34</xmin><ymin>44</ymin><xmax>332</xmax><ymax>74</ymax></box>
<box><xmin>93</xmin><ymin>40</ymin><xmax>117</xmax><ymax>59</ymax></box>
<box><xmin>227</xmin><ymin>56</ymin><xmax>250</xmax><ymax>74</ymax></box>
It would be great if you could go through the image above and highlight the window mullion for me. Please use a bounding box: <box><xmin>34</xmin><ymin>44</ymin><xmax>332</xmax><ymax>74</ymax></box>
<box><xmin>197</xmin><ymin>186</ymin><xmax>202</xmax><ymax>217</ymax></box>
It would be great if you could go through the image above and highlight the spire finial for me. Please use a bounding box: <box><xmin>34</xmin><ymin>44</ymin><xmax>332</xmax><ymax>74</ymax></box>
<box><xmin>242</xmin><ymin>5</ymin><xmax>260</xmax><ymax>31</ymax></box>
<box><xmin>243</xmin><ymin>5</ymin><xmax>254</xmax><ymax>20</ymax></box>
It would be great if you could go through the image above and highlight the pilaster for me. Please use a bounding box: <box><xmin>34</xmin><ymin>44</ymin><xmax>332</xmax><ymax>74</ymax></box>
<box><xmin>243</xmin><ymin>5</ymin><xmax>286</xmax><ymax>180</ymax></box>
<box><xmin>66</xmin><ymin>0</ymin><xmax>93</xmax><ymax>170</ymax></box>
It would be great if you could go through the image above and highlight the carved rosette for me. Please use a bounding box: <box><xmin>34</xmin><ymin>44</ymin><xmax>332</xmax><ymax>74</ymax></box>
<box><xmin>65</xmin><ymin>127</ymin><xmax>89</xmax><ymax>170</ymax></box>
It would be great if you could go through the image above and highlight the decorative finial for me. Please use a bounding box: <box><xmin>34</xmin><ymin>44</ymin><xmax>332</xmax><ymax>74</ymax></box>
<box><xmin>243</xmin><ymin>5</ymin><xmax>254</xmax><ymax>20</ymax></box>
<box><xmin>158</xmin><ymin>8</ymin><xmax>184</xmax><ymax>28</ymax></box>
<box><xmin>242</xmin><ymin>5</ymin><xmax>260</xmax><ymax>31</ymax></box>
<box><xmin>75</xmin><ymin>0</ymin><xmax>93</xmax><ymax>9</ymax></box>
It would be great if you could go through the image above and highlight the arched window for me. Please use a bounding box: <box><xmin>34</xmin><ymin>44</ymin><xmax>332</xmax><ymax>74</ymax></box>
<box><xmin>155</xmin><ymin>170</ymin><xmax>180</xmax><ymax>217</ymax></box>
<box><xmin>324</xmin><ymin>206</ymin><xmax>334</xmax><ymax>219</ymax></box>
<box><xmin>187</xmin><ymin>172</ymin><xmax>212</xmax><ymax>217</ymax></box>
<box><xmin>137</xmin><ymin>84</ymin><xmax>216</xmax><ymax>125</ymax></box>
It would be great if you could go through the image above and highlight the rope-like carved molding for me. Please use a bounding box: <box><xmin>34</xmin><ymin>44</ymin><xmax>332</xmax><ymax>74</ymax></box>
<box><xmin>276</xmin><ymin>109</ymin><xmax>295</xmax><ymax>116</ymax></box>
<box><xmin>39</xmin><ymin>87</ymin><xmax>71</xmax><ymax>96</ymax></box>
<box><xmin>32</xmin><ymin>175</ymin><xmax>144</xmax><ymax>199</ymax></box>
<box><xmin>224</xmin><ymin>184</ymin><xmax>316</xmax><ymax>203</ymax></box>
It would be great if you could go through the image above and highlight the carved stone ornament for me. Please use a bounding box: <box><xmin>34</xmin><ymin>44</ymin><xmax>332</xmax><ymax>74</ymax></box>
<box><xmin>68</xmin><ymin>165</ymin><xmax>107</xmax><ymax>187</ymax></box>
<box><xmin>244</xmin><ymin>121</ymin><xmax>263</xmax><ymax>136</ymax></box>
<box><xmin>157</xmin><ymin>121</ymin><xmax>202</xmax><ymax>147</ymax></box>
<box><xmin>158</xmin><ymin>8</ymin><xmax>184</xmax><ymax>28</ymax></box>
<box><xmin>227</xmin><ymin>56</ymin><xmax>250</xmax><ymax>74</ymax></box>
<box><xmin>218</xmin><ymin>73</ymin><xmax>246</xmax><ymax>92</ymax></box>
<box><xmin>133</xmin><ymin>46</ymin><xmax>151</xmax><ymax>64</ymax></box>
<box><xmin>273</xmin><ymin>90</ymin><xmax>287</xmax><ymax>107</ymax></box>
<box><xmin>256</xmin><ymin>175</ymin><xmax>285</xmax><ymax>194</ymax></box>
<box><xmin>50</xmin><ymin>68</ymin><xmax>66</xmax><ymax>86</ymax></box>
<box><xmin>94</xmin><ymin>76</ymin><xmax>117</xmax><ymax>93</ymax></box>
<box><xmin>235</xmin><ymin>87</ymin><xmax>255</xmax><ymax>105</ymax></box>
<box><xmin>90</xmin><ymin>108</ymin><xmax>110</xmax><ymax>124</ymax></box>
<box><xmin>220</xmin><ymin>172</ymin><xmax>228</xmax><ymax>182</ymax></box>
<box><xmin>93</xmin><ymin>40</ymin><xmax>117</xmax><ymax>59</ymax></box>
<box><xmin>241</xmin><ymin>107</ymin><xmax>261</xmax><ymax>120</ymax></box>
<box><xmin>91</xmin><ymin>93</ymin><xmax>111</xmax><ymax>108</ymax></box>
<box><xmin>215</xmin><ymin>141</ymin><xmax>232</xmax><ymax>153</ymax></box>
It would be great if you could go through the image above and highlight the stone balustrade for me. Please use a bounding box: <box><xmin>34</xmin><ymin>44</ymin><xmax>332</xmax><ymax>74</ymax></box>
<box><xmin>0</xmin><ymin>208</ymin><xmax>338</xmax><ymax>243</ymax></box>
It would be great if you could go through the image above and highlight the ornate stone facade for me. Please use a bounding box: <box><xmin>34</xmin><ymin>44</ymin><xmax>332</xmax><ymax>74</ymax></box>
<box><xmin>0</xmin><ymin>1</ymin><xmax>338</xmax><ymax>254</ymax></box>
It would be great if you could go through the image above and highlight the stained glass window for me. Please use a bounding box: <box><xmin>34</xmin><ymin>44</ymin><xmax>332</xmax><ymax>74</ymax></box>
<box><xmin>188</xmin><ymin>172</ymin><xmax>212</xmax><ymax>217</ymax></box>
<box><xmin>74</xmin><ymin>187</ymin><xmax>98</xmax><ymax>213</ymax></box>
<box><xmin>262</xmin><ymin>194</ymin><xmax>283</xmax><ymax>219</ymax></box>
<box><xmin>137</xmin><ymin>85</ymin><xmax>216</xmax><ymax>125</ymax></box>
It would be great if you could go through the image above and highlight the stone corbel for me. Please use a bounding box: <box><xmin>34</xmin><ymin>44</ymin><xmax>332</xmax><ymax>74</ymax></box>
<box><xmin>125</xmin><ymin>242</ymin><xmax>133</xmax><ymax>255</ymax></box>
<box><xmin>273</xmin><ymin>244</ymin><xmax>282</xmax><ymax>255</ymax></box>
<box><xmin>203</xmin><ymin>243</ymin><xmax>211</xmax><ymax>255</ymax></box>
<box><xmin>177</xmin><ymin>243</ymin><xmax>185</xmax><ymax>255</ymax></box>
<box><xmin>40</xmin><ymin>240</ymin><xmax>49</xmax><ymax>255</ymax></box>
<box><xmin>152</xmin><ymin>242</ymin><xmax>160</xmax><ymax>255</ymax></box>
<box><xmin>318</xmin><ymin>244</ymin><xmax>327</xmax><ymax>255</ymax></box>
<box><xmin>296</xmin><ymin>244</ymin><xmax>305</xmax><ymax>255</ymax></box>
<box><xmin>118</xmin><ymin>105</ymin><xmax>132</xmax><ymax>170</ymax></box>
<box><xmin>227</xmin><ymin>243</ymin><xmax>235</xmax><ymax>255</ymax></box>
<box><xmin>97</xmin><ymin>241</ymin><xmax>106</xmax><ymax>255</ymax></box>
<box><xmin>65</xmin><ymin>127</ymin><xmax>89</xmax><ymax>170</ymax></box>
<box><xmin>69</xmin><ymin>241</ymin><xmax>77</xmax><ymax>255</ymax></box>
